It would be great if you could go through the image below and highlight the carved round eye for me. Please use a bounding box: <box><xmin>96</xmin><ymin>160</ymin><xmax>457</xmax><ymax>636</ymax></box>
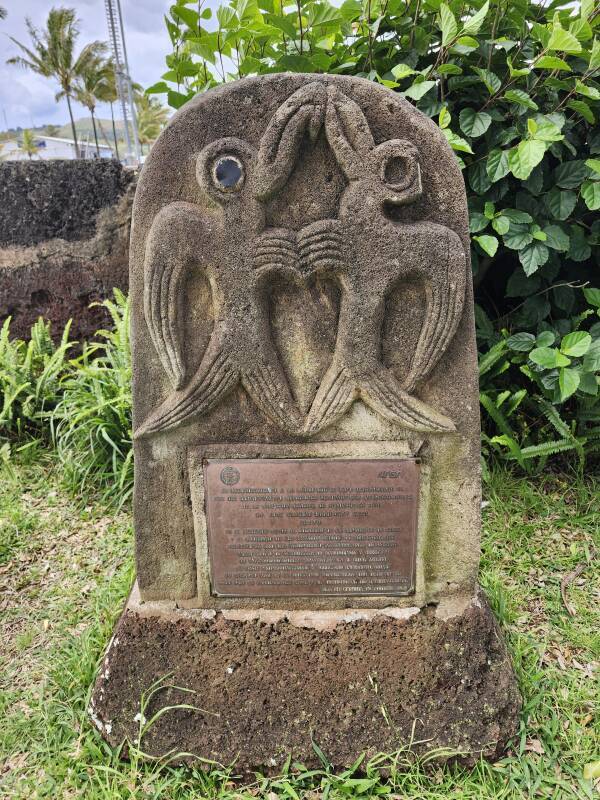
<box><xmin>212</xmin><ymin>156</ymin><xmax>245</xmax><ymax>191</ymax></box>
<box><xmin>383</xmin><ymin>155</ymin><xmax>412</xmax><ymax>189</ymax></box>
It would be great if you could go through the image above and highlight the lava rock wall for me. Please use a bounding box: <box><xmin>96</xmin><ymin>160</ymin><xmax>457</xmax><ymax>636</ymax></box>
<box><xmin>0</xmin><ymin>160</ymin><xmax>135</xmax><ymax>341</ymax></box>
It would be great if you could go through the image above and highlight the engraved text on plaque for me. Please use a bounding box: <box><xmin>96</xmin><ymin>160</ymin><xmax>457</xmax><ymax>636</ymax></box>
<box><xmin>203</xmin><ymin>459</ymin><xmax>419</xmax><ymax>597</ymax></box>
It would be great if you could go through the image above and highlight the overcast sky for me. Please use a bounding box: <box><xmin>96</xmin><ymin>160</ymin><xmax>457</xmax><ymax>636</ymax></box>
<box><xmin>0</xmin><ymin>0</ymin><xmax>179</xmax><ymax>130</ymax></box>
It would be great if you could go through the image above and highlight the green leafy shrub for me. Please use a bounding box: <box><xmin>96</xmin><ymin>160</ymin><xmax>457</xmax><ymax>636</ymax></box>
<box><xmin>479</xmin><ymin>288</ymin><xmax>600</xmax><ymax>469</ymax></box>
<box><xmin>150</xmin><ymin>0</ymin><xmax>599</xmax><ymax>296</ymax></box>
<box><xmin>50</xmin><ymin>290</ymin><xmax>133</xmax><ymax>507</ymax></box>
<box><xmin>0</xmin><ymin>317</ymin><xmax>72</xmax><ymax>440</ymax></box>
<box><xmin>0</xmin><ymin>292</ymin><xmax>132</xmax><ymax>507</ymax></box>
<box><xmin>150</xmin><ymin>0</ymin><xmax>599</xmax><ymax>463</ymax></box>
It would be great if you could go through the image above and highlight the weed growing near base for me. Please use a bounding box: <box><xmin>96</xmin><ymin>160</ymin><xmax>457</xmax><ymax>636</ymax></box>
<box><xmin>0</xmin><ymin>461</ymin><xmax>598</xmax><ymax>798</ymax></box>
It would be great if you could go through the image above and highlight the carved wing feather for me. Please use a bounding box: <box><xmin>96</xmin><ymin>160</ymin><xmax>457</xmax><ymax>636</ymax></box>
<box><xmin>324</xmin><ymin>86</ymin><xmax>375</xmax><ymax>180</ymax></box>
<box><xmin>143</xmin><ymin>203</ymin><xmax>207</xmax><ymax>390</ymax></box>
<box><xmin>405</xmin><ymin>229</ymin><xmax>466</xmax><ymax>391</ymax></box>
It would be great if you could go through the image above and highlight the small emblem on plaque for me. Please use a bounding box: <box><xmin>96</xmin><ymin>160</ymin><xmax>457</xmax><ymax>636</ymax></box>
<box><xmin>220</xmin><ymin>466</ymin><xmax>240</xmax><ymax>486</ymax></box>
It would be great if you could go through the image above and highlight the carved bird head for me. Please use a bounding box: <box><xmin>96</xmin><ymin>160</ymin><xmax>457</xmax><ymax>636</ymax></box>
<box><xmin>196</xmin><ymin>135</ymin><xmax>264</xmax><ymax>234</ymax></box>
<box><xmin>194</xmin><ymin>82</ymin><xmax>327</xmax><ymax>235</ymax></box>
<box><xmin>324</xmin><ymin>86</ymin><xmax>422</xmax><ymax>222</ymax></box>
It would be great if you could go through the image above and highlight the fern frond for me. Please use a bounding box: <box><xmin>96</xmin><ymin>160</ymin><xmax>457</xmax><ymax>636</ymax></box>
<box><xmin>581</xmin><ymin>426</ymin><xmax>600</xmax><ymax>439</ymax></box>
<box><xmin>506</xmin><ymin>389</ymin><xmax>527</xmax><ymax>417</ymax></box>
<box><xmin>490</xmin><ymin>434</ymin><xmax>524</xmax><ymax>464</ymax></box>
<box><xmin>480</xmin><ymin>392</ymin><xmax>517</xmax><ymax>441</ymax></box>
<box><xmin>513</xmin><ymin>439</ymin><xmax>578</xmax><ymax>461</ymax></box>
<box><xmin>578</xmin><ymin>410</ymin><xmax>600</xmax><ymax>423</ymax></box>
<box><xmin>536</xmin><ymin>396</ymin><xmax>573</xmax><ymax>439</ymax></box>
<box><xmin>582</xmin><ymin>442</ymin><xmax>600</xmax><ymax>455</ymax></box>
<box><xmin>479</xmin><ymin>340</ymin><xmax>509</xmax><ymax>377</ymax></box>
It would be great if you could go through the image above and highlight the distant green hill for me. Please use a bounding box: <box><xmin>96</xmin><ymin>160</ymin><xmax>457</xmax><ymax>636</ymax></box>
<box><xmin>56</xmin><ymin>118</ymin><xmax>126</xmax><ymax>148</ymax></box>
<box><xmin>1</xmin><ymin>117</ymin><xmax>133</xmax><ymax>151</ymax></box>
<box><xmin>0</xmin><ymin>119</ymin><xmax>128</xmax><ymax>148</ymax></box>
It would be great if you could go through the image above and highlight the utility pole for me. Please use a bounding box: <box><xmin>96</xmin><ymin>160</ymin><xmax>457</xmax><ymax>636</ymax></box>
<box><xmin>105</xmin><ymin>0</ymin><xmax>141</xmax><ymax>164</ymax></box>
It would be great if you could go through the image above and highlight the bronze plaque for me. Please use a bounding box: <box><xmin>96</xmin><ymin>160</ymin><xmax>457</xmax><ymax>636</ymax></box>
<box><xmin>203</xmin><ymin>458</ymin><xmax>419</xmax><ymax>597</ymax></box>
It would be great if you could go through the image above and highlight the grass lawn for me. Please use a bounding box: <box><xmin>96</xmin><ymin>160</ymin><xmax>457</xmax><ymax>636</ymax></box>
<box><xmin>0</xmin><ymin>452</ymin><xmax>598</xmax><ymax>799</ymax></box>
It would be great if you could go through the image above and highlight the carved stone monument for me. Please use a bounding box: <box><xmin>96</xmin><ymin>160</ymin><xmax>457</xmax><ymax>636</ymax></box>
<box><xmin>91</xmin><ymin>75</ymin><xmax>520</xmax><ymax>769</ymax></box>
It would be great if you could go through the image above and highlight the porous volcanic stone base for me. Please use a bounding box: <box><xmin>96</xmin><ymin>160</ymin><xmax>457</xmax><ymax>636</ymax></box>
<box><xmin>90</xmin><ymin>586</ymin><xmax>520</xmax><ymax>772</ymax></box>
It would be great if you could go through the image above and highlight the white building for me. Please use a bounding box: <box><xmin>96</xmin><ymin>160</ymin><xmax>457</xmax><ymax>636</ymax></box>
<box><xmin>1</xmin><ymin>134</ymin><xmax>114</xmax><ymax>160</ymax></box>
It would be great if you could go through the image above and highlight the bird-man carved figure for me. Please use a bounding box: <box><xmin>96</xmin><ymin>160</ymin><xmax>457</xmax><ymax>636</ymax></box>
<box><xmin>136</xmin><ymin>81</ymin><xmax>467</xmax><ymax>439</ymax></box>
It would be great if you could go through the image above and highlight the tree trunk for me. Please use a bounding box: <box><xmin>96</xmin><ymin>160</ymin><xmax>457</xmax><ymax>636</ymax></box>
<box><xmin>110</xmin><ymin>103</ymin><xmax>120</xmax><ymax>161</ymax></box>
<box><xmin>66</xmin><ymin>93</ymin><xmax>79</xmax><ymax>158</ymax></box>
<box><xmin>97</xmin><ymin>118</ymin><xmax>111</xmax><ymax>149</ymax></box>
<box><xmin>91</xmin><ymin>110</ymin><xmax>100</xmax><ymax>156</ymax></box>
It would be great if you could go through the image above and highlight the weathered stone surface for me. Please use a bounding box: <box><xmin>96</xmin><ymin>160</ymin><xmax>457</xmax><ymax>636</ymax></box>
<box><xmin>92</xmin><ymin>74</ymin><xmax>520</xmax><ymax>766</ymax></box>
<box><xmin>129</xmin><ymin>74</ymin><xmax>481</xmax><ymax>608</ymax></box>
<box><xmin>91</xmin><ymin>587</ymin><xmax>520</xmax><ymax>771</ymax></box>
<box><xmin>0</xmin><ymin>162</ymin><xmax>134</xmax><ymax>341</ymax></box>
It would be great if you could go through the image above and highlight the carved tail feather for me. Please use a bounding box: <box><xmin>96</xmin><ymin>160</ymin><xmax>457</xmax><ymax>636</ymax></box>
<box><xmin>135</xmin><ymin>339</ymin><xmax>239</xmax><ymax>438</ymax></box>
<box><xmin>242</xmin><ymin>363</ymin><xmax>303</xmax><ymax>432</ymax></box>
<box><xmin>304</xmin><ymin>365</ymin><xmax>357</xmax><ymax>434</ymax></box>
<box><xmin>360</xmin><ymin>368</ymin><xmax>455</xmax><ymax>432</ymax></box>
<box><xmin>136</xmin><ymin>330</ymin><xmax>304</xmax><ymax>438</ymax></box>
<box><xmin>305</xmin><ymin>362</ymin><xmax>455</xmax><ymax>435</ymax></box>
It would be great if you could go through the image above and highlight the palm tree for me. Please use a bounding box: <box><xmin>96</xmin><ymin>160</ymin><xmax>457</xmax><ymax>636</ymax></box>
<box><xmin>136</xmin><ymin>95</ymin><xmax>169</xmax><ymax>153</ymax></box>
<box><xmin>73</xmin><ymin>55</ymin><xmax>106</xmax><ymax>156</ymax></box>
<box><xmin>7</xmin><ymin>8</ymin><xmax>107</xmax><ymax>158</ymax></box>
<box><xmin>19</xmin><ymin>130</ymin><xmax>40</xmax><ymax>159</ymax></box>
<box><xmin>94</xmin><ymin>59</ymin><xmax>120</xmax><ymax>160</ymax></box>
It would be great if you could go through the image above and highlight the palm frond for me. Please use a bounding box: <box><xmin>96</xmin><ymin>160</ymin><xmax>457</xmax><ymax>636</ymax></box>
<box><xmin>6</xmin><ymin>42</ymin><xmax>50</xmax><ymax>76</ymax></box>
<box><xmin>73</xmin><ymin>41</ymin><xmax>108</xmax><ymax>76</ymax></box>
<box><xmin>7</xmin><ymin>6</ymin><xmax>108</xmax><ymax>111</ymax></box>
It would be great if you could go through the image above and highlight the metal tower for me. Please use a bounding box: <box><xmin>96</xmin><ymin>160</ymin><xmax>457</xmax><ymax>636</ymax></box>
<box><xmin>105</xmin><ymin>0</ymin><xmax>141</xmax><ymax>163</ymax></box>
